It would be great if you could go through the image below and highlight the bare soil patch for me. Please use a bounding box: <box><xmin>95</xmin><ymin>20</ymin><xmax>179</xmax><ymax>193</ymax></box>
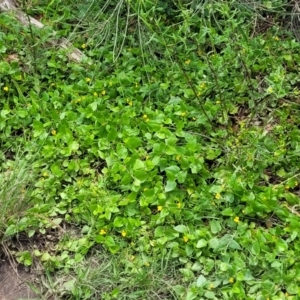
<box><xmin>0</xmin><ymin>257</ymin><xmax>38</xmax><ymax>300</ymax></box>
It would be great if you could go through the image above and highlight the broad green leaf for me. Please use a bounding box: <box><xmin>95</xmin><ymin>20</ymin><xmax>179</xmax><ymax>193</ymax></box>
<box><xmin>5</xmin><ymin>224</ymin><xmax>17</xmax><ymax>236</ymax></box>
<box><xmin>155</xmin><ymin>132</ymin><xmax>166</xmax><ymax>139</ymax></box>
<box><xmin>209</xmin><ymin>185</ymin><xmax>223</xmax><ymax>193</ymax></box>
<box><xmin>121</xmin><ymin>173</ymin><xmax>131</xmax><ymax>185</ymax></box>
<box><xmin>133</xmin><ymin>159</ymin><xmax>145</xmax><ymax>170</ymax></box>
<box><xmin>196</xmin><ymin>274</ymin><xmax>207</xmax><ymax>287</ymax></box>
<box><xmin>51</xmin><ymin>163</ymin><xmax>64</xmax><ymax>177</ymax></box>
<box><xmin>69</xmin><ymin>141</ymin><xmax>79</xmax><ymax>152</ymax></box>
<box><xmin>113</xmin><ymin>216</ymin><xmax>124</xmax><ymax>227</ymax></box>
<box><xmin>165</xmin><ymin>180</ymin><xmax>176</xmax><ymax>192</ymax></box>
<box><xmin>287</xmin><ymin>283</ymin><xmax>299</xmax><ymax>294</ymax></box>
<box><xmin>177</xmin><ymin>171</ymin><xmax>187</xmax><ymax>183</ymax></box>
<box><xmin>116</xmin><ymin>144</ymin><xmax>128</xmax><ymax>159</ymax></box>
<box><xmin>81</xmin><ymin>225</ymin><xmax>90</xmax><ymax>234</ymax></box>
<box><xmin>276</xmin><ymin>239</ymin><xmax>288</xmax><ymax>252</ymax></box>
<box><xmin>125</xmin><ymin>136</ymin><xmax>142</xmax><ymax>150</ymax></box>
<box><xmin>165</xmin><ymin>165</ymin><xmax>180</xmax><ymax>181</ymax></box>
<box><xmin>209</xmin><ymin>237</ymin><xmax>219</xmax><ymax>249</ymax></box>
<box><xmin>229</xmin><ymin>239</ymin><xmax>242</xmax><ymax>250</ymax></box>
<box><xmin>105</xmin><ymin>236</ymin><xmax>116</xmax><ymax>248</ymax></box>
<box><xmin>251</xmin><ymin>241</ymin><xmax>260</xmax><ymax>255</ymax></box>
<box><xmin>221</xmin><ymin>208</ymin><xmax>234</xmax><ymax>216</ymax></box>
<box><xmin>210</xmin><ymin>220</ymin><xmax>222</xmax><ymax>234</ymax></box>
<box><xmin>191</xmin><ymin>262</ymin><xmax>202</xmax><ymax>271</ymax></box>
<box><xmin>41</xmin><ymin>252</ymin><xmax>51</xmax><ymax>262</ymax></box>
<box><xmin>90</xmin><ymin>102</ymin><xmax>98</xmax><ymax>111</ymax></box>
<box><xmin>174</xmin><ymin>225</ymin><xmax>187</xmax><ymax>233</ymax></box>
<box><xmin>107</xmin><ymin>128</ymin><xmax>118</xmax><ymax>141</ymax></box>
<box><xmin>196</xmin><ymin>239</ymin><xmax>207</xmax><ymax>248</ymax></box>
<box><xmin>204</xmin><ymin>291</ymin><xmax>216</xmax><ymax>299</ymax></box>
<box><xmin>17</xmin><ymin>110</ymin><xmax>27</xmax><ymax>118</ymax></box>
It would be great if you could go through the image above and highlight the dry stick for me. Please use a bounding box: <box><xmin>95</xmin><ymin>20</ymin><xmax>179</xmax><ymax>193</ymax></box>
<box><xmin>0</xmin><ymin>0</ymin><xmax>86</xmax><ymax>63</ymax></box>
<box><xmin>204</xmin><ymin>55</ymin><xmax>228</xmax><ymax>118</ymax></box>
<box><xmin>191</xmin><ymin>34</ymin><xmax>228</xmax><ymax>124</ymax></box>
<box><xmin>229</xmin><ymin>32</ymin><xmax>264</xmax><ymax>128</ymax></box>
<box><xmin>176</xmin><ymin>58</ymin><xmax>213</xmax><ymax>127</ymax></box>
<box><xmin>21</xmin><ymin>0</ymin><xmax>38</xmax><ymax>72</ymax></box>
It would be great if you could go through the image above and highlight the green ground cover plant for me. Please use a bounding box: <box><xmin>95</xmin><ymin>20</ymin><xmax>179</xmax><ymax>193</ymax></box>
<box><xmin>1</xmin><ymin>0</ymin><xmax>300</xmax><ymax>299</ymax></box>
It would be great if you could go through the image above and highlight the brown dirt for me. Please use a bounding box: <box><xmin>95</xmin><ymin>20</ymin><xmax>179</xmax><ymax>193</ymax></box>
<box><xmin>0</xmin><ymin>257</ymin><xmax>39</xmax><ymax>300</ymax></box>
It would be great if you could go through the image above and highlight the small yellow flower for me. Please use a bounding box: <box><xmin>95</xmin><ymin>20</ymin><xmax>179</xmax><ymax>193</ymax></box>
<box><xmin>274</xmin><ymin>36</ymin><xmax>280</xmax><ymax>41</ymax></box>
<box><xmin>229</xmin><ymin>278</ymin><xmax>234</xmax><ymax>283</ymax></box>
<box><xmin>3</xmin><ymin>86</ymin><xmax>9</xmax><ymax>92</ymax></box>
<box><xmin>183</xmin><ymin>236</ymin><xmax>189</xmax><ymax>243</ymax></box>
<box><xmin>234</xmin><ymin>216</ymin><xmax>240</xmax><ymax>223</ymax></box>
<box><xmin>51</xmin><ymin>130</ymin><xmax>56</xmax><ymax>136</ymax></box>
<box><xmin>100</xmin><ymin>229</ymin><xmax>107</xmax><ymax>235</ymax></box>
<box><xmin>215</xmin><ymin>193</ymin><xmax>221</xmax><ymax>200</ymax></box>
<box><xmin>285</xmin><ymin>185</ymin><xmax>290</xmax><ymax>190</ymax></box>
<box><xmin>181</xmin><ymin>112</ymin><xmax>186</xmax><ymax>117</ymax></box>
<box><xmin>176</xmin><ymin>155</ymin><xmax>181</xmax><ymax>161</ymax></box>
<box><xmin>121</xmin><ymin>230</ymin><xmax>126</xmax><ymax>237</ymax></box>
<box><xmin>177</xmin><ymin>202</ymin><xmax>182</xmax><ymax>209</ymax></box>
<box><xmin>86</xmin><ymin>78</ymin><xmax>91</xmax><ymax>83</ymax></box>
<box><xmin>144</xmin><ymin>262</ymin><xmax>150</xmax><ymax>267</ymax></box>
<box><xmin>43</xmin><ymin>172</ymin><xmax>48</xmax><ymax>177</ymax></box>
<box><xmin>129</xmin><ymin>255</ymin><xmax>135</xmax><ymax>261</ymax></box>
<box><xmin>267</xmin><ymin>87</ymin><xmax>273</xmax><ymax>93</ymax></box>
<box><xmin>216</xmin><ymin>100</ymin><xmax>221</xmax><ymax>104</ymax></box>
<box><xmin>51</xmin><ymin>83</ymin><xmax>55</xmax><ymax>87</ymax></box>
<box><xmin>101</xmin><ymin>90</ymin><xmax>106</xmax><ymax>95</ymax></box>
<box><xmin>143</xmin><ymin>114</ymin><xmax>148</xmax><ymax>119</ymax></box>
<box><xmin>185</xmin><ymin>59</ymin><xmax>191</xmax><ymax>65</ymax></box>
<box><xmin>93</xmin><ymin>92</ymin><xmax>98</xmax><ymax>96</ymax></box>
<box><xmin>109</xmin><ymin>81</ymin><xmax>113</xmax><ymax>86</ymax></box>
<box><xmin>209</xmin><ymin>283</ymin><xmax>214</xmax><ymax>289</ymax></box>
<box><xmin>81</xmin><ymin>43</ymin><xmax>86</xmax><ymax>49</ymax></box>
<box><xmin>157</xmin><ymin>205</ymin><xmax>163</xmax><ymax>212</ymax></box>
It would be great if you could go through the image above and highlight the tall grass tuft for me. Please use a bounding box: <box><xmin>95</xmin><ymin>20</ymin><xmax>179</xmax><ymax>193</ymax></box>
<box><xmin>0</xmin><ymin>154</ymin><xmax>35</xmax><ymax>241</ymax></box>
